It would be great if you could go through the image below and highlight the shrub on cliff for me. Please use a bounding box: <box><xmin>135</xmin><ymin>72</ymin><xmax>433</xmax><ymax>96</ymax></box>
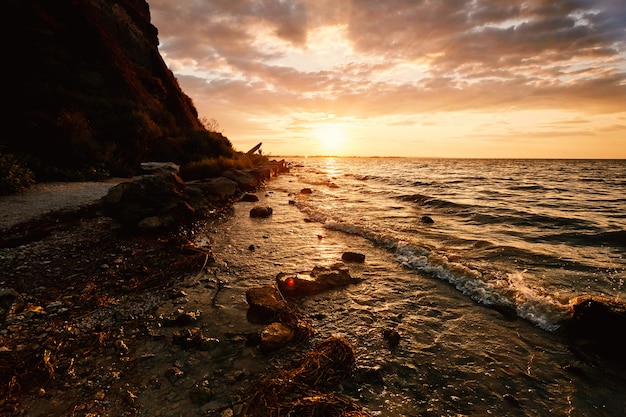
<box><xmin>0</xmin><ymin>153</ymin><xmax>35</xmax><ymax>195</ymax></box>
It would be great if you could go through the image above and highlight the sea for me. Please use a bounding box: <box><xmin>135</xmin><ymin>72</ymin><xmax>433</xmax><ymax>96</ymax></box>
<box><xmin>193</xmin><ymin>158</ymin><xmax>626</xmax><ymax>416</ymax></box>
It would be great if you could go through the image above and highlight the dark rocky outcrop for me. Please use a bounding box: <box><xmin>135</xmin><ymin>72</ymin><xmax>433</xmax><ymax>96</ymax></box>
<box><xmin>560</xmin><ymin>296</ymin><xmax>626</xmax><ymax>362</ymax></box>
<box><xmin>102</xmin><ymin>171</ymin><xmax>195</xmax><ymax>231</ymax></box>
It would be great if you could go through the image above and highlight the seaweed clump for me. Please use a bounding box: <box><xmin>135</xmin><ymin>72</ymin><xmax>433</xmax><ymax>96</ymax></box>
<box><xmin>244</xmin><ymin>336</ymin><xmax>372</xmax><ymax>417</ymax></box>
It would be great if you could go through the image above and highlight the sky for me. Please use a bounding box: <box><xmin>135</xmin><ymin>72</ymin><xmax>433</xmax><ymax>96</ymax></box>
<box><xmin>148</xmin><ymin>0</ymin><xmax>626</xmax><ymax>158</ymax></box>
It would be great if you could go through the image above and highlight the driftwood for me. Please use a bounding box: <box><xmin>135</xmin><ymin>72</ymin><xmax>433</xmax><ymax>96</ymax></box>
<box><xmin>246</xmin><ymin>142</ymin><xmax>262</xmax><ymax>155</ymax></box>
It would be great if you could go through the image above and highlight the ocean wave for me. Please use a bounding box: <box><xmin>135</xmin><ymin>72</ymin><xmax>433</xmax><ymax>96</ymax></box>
<box><xmin>535</xmin><ymin>230</ymin><xmax>626</xmax><ymax>248</ymax></box>
<box><xmin>316</xmin><ymin>213</ymin><xmax>568</xmax><ymax>331</ymax></box>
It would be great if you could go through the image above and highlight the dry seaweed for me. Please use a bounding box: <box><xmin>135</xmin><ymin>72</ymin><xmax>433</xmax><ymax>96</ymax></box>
<box><xmin>245</xmin><ymin>336</ymin><xmax>372</xmax><ymax>417</ymax></box>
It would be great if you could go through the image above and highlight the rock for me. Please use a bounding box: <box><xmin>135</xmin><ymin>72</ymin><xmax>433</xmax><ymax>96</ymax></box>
<box><xmin>260</xmin><ymin>322</ymin><xmax>296</xmax><ymax>352</ymax></box>
<box><xmin>250</xmin><ymin>206</ymin><xmax>273</xmax><ymax>218</ymax></box>
<box><xmin>421</xmin><ymin>215</ymin><xmax>435</xmax><ymax>224</ymax></box>
<box><xmin>383</xmin><ymin>328</ymin><xmax>401</xmax><ymax>349</ymax></box>
<box><xmin>103</xmin><ymin>172</ymin><xmax>195</xmax><ymax>230</ymax></box>
<box><xmin>503</xmin><ymin>393</ymin><xmax>520</xmax><ymax>406</ymax></box>
<box><xmin>240</xmin><ymin>193</ymin><xmax>260</xmax><ymax>202</ymax></box>
<box><xmin>276</xmin><ymin>265</ymin><xmax>362</xmax><ymax>297</ymax></box>
<box><xmin>189</xmin><ymin>385</ymin><xmax>213</xmax><ymax>405</ymax></box>
<box><xmin>342</xmin><ymin>251</ymin><xmax>366</xmax><ymax>263</ymax></box>
<box><xmin>140</xmin><ymin>162</ymin><xmax>180</xmax><ymax>174</ymax></box>
<box><xmin>300</xmin><ymin>188</ymin><xmax>313</xmax><ymax>194</ymax></box>
<box><xmin>0</xmin><ymin>288</ymin><xmax>24</xmax><ymax>316</ymax></box>
<box><xmin>560</xmin><ymin>296</ymin><xmax>626</xmax><ymax>360</ymax></box>
<box><xmin>222</xmin><ymin>169</ymin><xmax>259</xmax><ymax>191</ymax></box>
<box><xmin>187</xmin><ymin>177</ymin><xmax>238</xmax><ymax>202</ymax></box>
<box><xmin>245</xmin><ymin>286</ymin><xmax>289</xmax><ymax>324</ymax></box>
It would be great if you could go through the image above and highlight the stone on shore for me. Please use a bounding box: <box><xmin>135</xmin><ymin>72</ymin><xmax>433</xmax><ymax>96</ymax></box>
<box><xmin>276</xmin><ymin>265</ymin><xmax>362</xmax><ymax>297</ymax></box>
<box><xmin>260</xmin><ymin>322</ymin><xmax>296</xmax><ymax>352</ymax></box>
<box><xmin>342</xmin><ymin>251</ymin><xmax>366</xmax><ymax>263</ymax></box>
<box><xmin>240</xmin><ymin>193</ymin><xmax>260</xmax><ymax>202</ymax></box>
<box><xmin>300</xmin><ymin>188</ymin><xmax>313</xmax><ymax>194</ymax></box>
<box><xmin>250</xmin><ymin>206</ymin><xmax>273</xmax><ymax>218</ymax></box>
<box><xmin>245</xmin><ymin>286</ymin><xmax>289</xmax><ymax>324</ymax></box>
<box><xmin>103</xmin><ymin>172</ymin><xmax>194</xmax><ymax>231</ymax></box>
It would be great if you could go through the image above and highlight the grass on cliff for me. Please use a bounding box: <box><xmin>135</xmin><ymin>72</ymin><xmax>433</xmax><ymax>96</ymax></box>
<box><xmin>180</xmin><ymin>153</ymin><xmax>269</xmax><ymax>181</ymax></box>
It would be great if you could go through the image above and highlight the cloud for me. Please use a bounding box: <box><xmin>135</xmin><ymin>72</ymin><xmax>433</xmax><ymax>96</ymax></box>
<box><xmin>148</xmin><ymin>0</ymin><xmax>626</xmax><ymax>156</ymax></box>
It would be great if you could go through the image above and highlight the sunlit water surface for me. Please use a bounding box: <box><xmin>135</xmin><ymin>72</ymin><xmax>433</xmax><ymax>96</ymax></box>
<box><xmin>193</xmin><ymin>158</ymin><xmax>626</xmax><ymax>416</ymax></box>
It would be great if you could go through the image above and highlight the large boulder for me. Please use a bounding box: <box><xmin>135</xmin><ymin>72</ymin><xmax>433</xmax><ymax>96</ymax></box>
<box><xmin>187</xmin><ymin>177</ymin><xmax>239</xmax><ymax>202</ymax></box>
<box><xmin>102</xmin><ymin>172</ymin><xmax>194</xmax><ymax>231</ymax></box>
<box><xmin>222</xmin><ymin>169</ymin><xmax>260</xmax><ymax>191</ymax></box>
<box><xmin>276</xmin><ymin>265</ymin><xmax>362</xmax><ymax>298</ymax></box>
<box><xmin>560</xmin><ymin>296</ymin><xmax>626</xmax><ymax>361</ymax></box>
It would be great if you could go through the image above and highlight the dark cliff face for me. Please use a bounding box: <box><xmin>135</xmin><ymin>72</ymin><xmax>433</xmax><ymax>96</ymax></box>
<box><xmin>4</xmin><ymin>0</ymin><xmax>226</xmax><ymax>179</ymax></box>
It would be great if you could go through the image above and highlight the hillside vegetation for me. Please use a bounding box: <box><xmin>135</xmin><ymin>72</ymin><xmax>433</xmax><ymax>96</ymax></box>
<box><xmin>2</xmin><ymin>0</ymin><xmax>253</xmax><ymax>194</ymax></box>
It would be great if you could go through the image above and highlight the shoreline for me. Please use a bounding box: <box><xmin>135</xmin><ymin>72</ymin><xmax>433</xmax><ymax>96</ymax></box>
<box><xmin>0</xmin><ymin>168</ymin><xmax>282</xmax><ymax>416</ymax></box>
<box><xmin>1</xmin><ymin>163</ymin><xmax>372</xmax><ymax>417</ymax></box>
<box><xmin>3</xmin><ymin>162</ymin><xmax>626</xmax><ymax>416</ymax></box>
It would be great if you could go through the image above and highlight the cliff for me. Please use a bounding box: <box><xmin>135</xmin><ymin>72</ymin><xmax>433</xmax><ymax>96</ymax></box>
<box><xmin>3</xmin><ymin>0</ymin><xmax>231</xmax><ymax>180</ymax></box>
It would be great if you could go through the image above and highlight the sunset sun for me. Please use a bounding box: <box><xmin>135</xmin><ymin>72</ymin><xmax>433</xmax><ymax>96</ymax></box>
<box><xmin>312</xmin><ymin>124</ymin><xmax>346</xmax><ymax>155</ymax></box>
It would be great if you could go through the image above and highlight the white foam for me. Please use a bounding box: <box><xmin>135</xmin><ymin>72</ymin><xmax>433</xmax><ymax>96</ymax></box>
<box><xmin>294</xmin><ymin>198</ymin><xmax>570</xmax><ymax>331</ymax></box>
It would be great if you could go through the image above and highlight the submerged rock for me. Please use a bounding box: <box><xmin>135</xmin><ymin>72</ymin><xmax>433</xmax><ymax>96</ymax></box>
<box><xmin>421</xmin><ymin>215</ymin><xmax>435</xmax><ymax>224</ymax></box>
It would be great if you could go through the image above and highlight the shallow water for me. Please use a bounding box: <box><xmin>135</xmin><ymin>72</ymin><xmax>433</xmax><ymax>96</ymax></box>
<box><xmin>193</xmin><ymin>158</ymin><xmax>626</xmax><ymax>416</ymax></box>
